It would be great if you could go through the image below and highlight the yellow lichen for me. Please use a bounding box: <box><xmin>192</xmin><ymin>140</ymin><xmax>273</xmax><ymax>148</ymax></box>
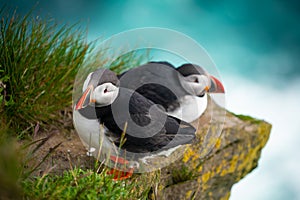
<box><xmin>215</xmin><ymin>164</ymin><xmax>222</xmax><ymax>174</ymax></box>
<box><xmin>215</xmin><ymin>138</ymin><xmax>222</xmax><ymax>149</ymax></box>
<box><xmin>183</xmin><ymin>147</ymin><xmax>197</xmax><ymax>163</ymax></box>
<box><xmin>191</xmin><ymin>153</ymin><xmax>200</xmax><ymax>161</ymax></box>
<box><xmin>220</xmin><ymin>192</ymin><xmax>231</xmax><ymax>200</ymax></box>
<box><xmin>186</xmin><ymin>190</ymin><xmax>193</xmax><ymax>199</ymax></box>
<box><xmin>197</xmin><ymin>177</ymin><xmax>201</xmax><ymax>183</ymax></box>
<box><xmin>197</xmin><ymin>165</ymin><xmax>203</xmax><ymax>173</ymax></box>
<box><xmin>220</xmin><ymin>155</ymin><xmax>239</xmax><ymax>176</ymax></box>
<box><xmin>202</xmin><ymin>171</ymin><xmax>211</xmax><ymax>183</ymax></box>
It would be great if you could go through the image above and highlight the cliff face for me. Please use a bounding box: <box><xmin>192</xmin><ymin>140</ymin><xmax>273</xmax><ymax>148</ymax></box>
<box><xmin>146</xmin><ymin>102</ymin><xmax>272</xmax><ymax>200</ymax></box>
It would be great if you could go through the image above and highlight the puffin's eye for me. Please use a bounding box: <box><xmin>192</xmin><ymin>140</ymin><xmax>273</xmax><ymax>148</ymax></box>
<box><xmin>199</xmin><ymin>93</ymin><xmax>205</xmax><ymax>97</ymax></box>
<box><xmin>104</xmin><ymin>88</ymin><xmax>108</xmax><ymax>93</ymax></box>
<box><xmin>194</xmin><ymin>78</ymin><xmax>199</xmax><ymax>83</ymax></box>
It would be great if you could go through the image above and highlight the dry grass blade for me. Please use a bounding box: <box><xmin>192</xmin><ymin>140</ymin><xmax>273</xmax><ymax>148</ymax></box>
<box><xmin>25</xmin><ymin>141</ymin><xmax>62</xmax><ymax>177</ymax></box>
<box><xmin>30</xmin><ymin>132</ymin><xmax>55</xmax><ymax>155</ymax></box>
<box><xmin>67</xmin><ymin>151</ymin><xmax>78</xmax><ymax>186</ymax></box>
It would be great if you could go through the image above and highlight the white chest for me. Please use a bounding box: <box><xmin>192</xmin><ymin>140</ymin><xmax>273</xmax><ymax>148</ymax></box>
<box><xmin>167</xmin><ymin>94</ymin><xmax>207</xmax><ymax>123</ymax></box>
<box><xmin>73</xmin><ymin>109</ymin><xmax>117</xmax><ymax>157</ymax></box>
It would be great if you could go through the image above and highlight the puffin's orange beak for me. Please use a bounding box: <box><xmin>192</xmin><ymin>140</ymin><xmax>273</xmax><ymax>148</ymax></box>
<box><xmin>208</xmin><ymin>76</ymin><xmax>225</xmax><ymax>93</ymax></box>
<box><xmin>75</xmin><ymin>85</ymin><xmax>94</xmax><ymax>110</ymax></box>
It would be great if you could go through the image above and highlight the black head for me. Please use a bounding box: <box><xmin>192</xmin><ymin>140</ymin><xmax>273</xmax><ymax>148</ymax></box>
<box><xmin>76</xmin><ymin>68</ymin><xmax>120</xmax><ymax>110</ymax></box>
<box><xmin>177</xmin><ymin>63</ymin><xmax>225</xmax><ymax>94</ymax></box>
<box><xmin>177</xmin><ymin>63</ymin><xmax>208</xmax><ymax>77</ymax></box>
<box><xmin>88</xmin><ymin>68</ymin><xmax>120</xmax><ymax>88</ymax></box>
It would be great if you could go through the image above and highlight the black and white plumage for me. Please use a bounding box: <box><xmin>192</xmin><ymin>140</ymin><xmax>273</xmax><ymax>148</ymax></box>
<box><xmin>174</xmin><ymin>63</ymin><xmax>225</xmax><ymax>123</ymax></box>
<box><xmin>74</xmin><ymin>68</ymin><xmax>196</xmax><ymax>161</ymax></box>
<box><xmin>73</xmin><ymin>69</ymin><xmax>120</xmax><ymax>158</ymax></box>
<box><xmin>176</xmin><ymin>63</ymin><xmax>225</xmax><ymax>94</ymax></box>
<box><xmin>119</xmin><ymin>62</ymin><xmax>225</xmax><ymax>124</ymax></box>
<box><xmin>94</xmin><ymin>88</ymin><xmax>196</xmax><ymax>153</ymax></box>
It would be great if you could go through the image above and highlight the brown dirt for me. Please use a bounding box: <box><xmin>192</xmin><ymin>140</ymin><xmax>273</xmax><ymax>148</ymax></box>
<box><xmin>23</xmin><ymin>109</ymin><xmax>96</xmax><ymax>176</ymax></box>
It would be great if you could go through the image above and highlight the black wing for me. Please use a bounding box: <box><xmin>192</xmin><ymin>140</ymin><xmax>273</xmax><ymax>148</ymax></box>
<box><xmin>119</xmin><ymin>62</ymin><xmax>189</xmax><ymax>110</ymax></box>
<box><xmin>95</xmin><ymin>87</ymin><xmax>196</xmax><ymax>153</ymax></box>
<box><xmin>120</xmin><ymin>114</ymin><xmax>196</xmax><ymax>153</ymax></box>
<box><xmin>119</xmin><ymin>90</ymin><xmax>196</xmax><ymax>153</ymax></box>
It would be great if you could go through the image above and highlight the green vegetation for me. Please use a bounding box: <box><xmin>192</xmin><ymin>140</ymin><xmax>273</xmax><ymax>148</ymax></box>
<box><xmin>0</xmin><ymin>124</ymin><xmax>23</xmax><ymax>199</ymax></box>
<box><xmin>172</xmin><ymin>165</ymin><xmax>194</xmax><ymax>184</ymax></box>
<box><xmin>233</xmin><ymin>113</ymin><xmax>261</xmax><ymax>124</ymax></box>
<box><xmin>0</xmin><ymin>125</ymin><xmax>151</xmax><ymax>199</ymax></box>
<box><xmin>0</xmin><ymin>7</ymin><xmax>149</xmax><ymax>200</ymax></box>
<box><xmin>0</xmin><ymin>9</ymin><xmax>90</xmax><ymax>135</ymax></box>
<box><xmin>22</xmin><ymin>169</ymin><xmax>140</xmax><ymax>200</ymax></box>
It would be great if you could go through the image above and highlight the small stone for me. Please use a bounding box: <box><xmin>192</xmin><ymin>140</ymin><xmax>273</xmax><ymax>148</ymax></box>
<box><xmin>86</xmin><ymin>147</ymin><xmax>96</xmax><ymax>157</ymax></box>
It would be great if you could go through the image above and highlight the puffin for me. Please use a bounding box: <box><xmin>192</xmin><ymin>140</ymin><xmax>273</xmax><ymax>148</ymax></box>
<box><xmin>172</xmin><ymin>62</ymin><xmax>225</xmax><ymax>124</ymax></box>
<box><xmin>73</xmin><ymin>68</ymin><xmax>196</xmax><ymax>180</ymax></box>
<box><xmin>73</xmin><ymin>69</ymin><xmax>121</xmax><ymax>169</ymax></box>
<box><xmin>118</xmin><ymin>62</ymin><xmax>225</xmax><ymax>125</ymax></box>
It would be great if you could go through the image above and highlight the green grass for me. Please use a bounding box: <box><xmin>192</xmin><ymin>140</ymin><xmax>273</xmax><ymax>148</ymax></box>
<box><xmin>0</xmin><ymin>9</ymin><xmax>90</xmax><ymax>135</ymax></box>
<box><xmin>22</xmin><ymin>168</ymin><xmax>143</xmax><ymax>200</ymax></box>
<box><xmin>233</xmin><ymin>113</ymin><xmax>261</xmax><ymax>124</ymax></box>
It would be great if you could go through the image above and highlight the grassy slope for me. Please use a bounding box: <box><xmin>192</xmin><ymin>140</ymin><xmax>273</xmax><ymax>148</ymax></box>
<box><xmin>0</xmin><ymin>8</ymin><xmax>149</xmax><ymax>200</ymax></box>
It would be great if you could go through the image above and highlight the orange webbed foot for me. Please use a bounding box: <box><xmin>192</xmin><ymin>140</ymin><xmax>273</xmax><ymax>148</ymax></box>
<box><xmin>107</xmin><ymin>168</ymin><xmax>134</xmax><ymax>181</ymax></box>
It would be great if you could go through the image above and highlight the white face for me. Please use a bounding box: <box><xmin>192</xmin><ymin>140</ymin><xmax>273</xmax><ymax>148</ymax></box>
<box><xmin>182</xmin><ymin>74</ymin><xmax>210</xmax><ymax>96</ymax></box>
<box><xmin>92</xmin><ymin>83</ymin><xmax>119</xmax><ymax>107</ymax></box>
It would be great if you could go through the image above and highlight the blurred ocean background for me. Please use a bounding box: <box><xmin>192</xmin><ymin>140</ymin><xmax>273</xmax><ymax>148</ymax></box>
<box><xmin>2</xmin><ymin>0</ymin><xmax>300</xmax><ymax>199</ymax></box>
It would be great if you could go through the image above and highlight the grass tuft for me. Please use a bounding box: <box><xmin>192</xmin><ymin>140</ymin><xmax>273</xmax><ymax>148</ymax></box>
<box><xmin>0</xmin><ymin>8</ymin><xmax>90</xmax><ymax>135</ymax></box>
<box><xmin>22</xmin><ymin>168</ymin><xmax>139</xmax><ymax>200</ymax></box>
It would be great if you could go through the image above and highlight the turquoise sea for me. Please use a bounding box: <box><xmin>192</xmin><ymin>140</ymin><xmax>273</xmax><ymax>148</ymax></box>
<box><xmin>2</xmin><ymin>0</ymin><xmax>300</xmax><ymax>199</ymax></box>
